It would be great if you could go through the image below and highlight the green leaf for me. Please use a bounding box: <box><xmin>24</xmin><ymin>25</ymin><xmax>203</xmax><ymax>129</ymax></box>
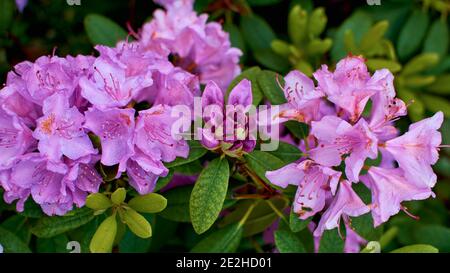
<box><xmin>268</xmin><ymin>141</ymin><xmax>303</xmax><ymax>164</ymax></box>
<box><xmin>288</xmin><ymin>5</ymin><xmax>308</xmax><ymax>46</ymax></box>
<box><xmin>397</xmin><ymin>9</ymin><xmax>430</xmax><ymax>61</ymax></box>
<box><xmin>351</xmin><ymin>214</ymin><xmax>383</xmax><ymax>241</ymax></box>
<box><xmin>227</xmin><ymin>66</ymin><xmax>263</xmax><ymax>106</ymax></box>
<box><xmin>271</xmin><ymin>39</ymin><xmax>291</xmax><ymax>57</ymax></box>
<box><xmin>404</xmin><ymin>75</ymin><xmax>436</xmax><ymax>89</ymax></box>
<box><xmin>396</xmin><ymin>87</ymin><xmax>425</xmax><ymax>121</ymax></box>
<box><xmin>402</xmin><ymin>53</ymin><xmax>439</xmax><ymax>76</ymax></box>
<box><xmin>1</xmin><ymin>215</ymin><xmax>31</xmax><ymax>244</ymax></box>
<box><xmin>190</xmin><ymin>157</ymin><xmax>230</xmax><ymax>234</ymax></box>
<box><xmin>285</xmin><ymin>120</ymin><xmax>309</xmax><ymax>140</ymax></box>
<box><xmin>20</xmin><ymin>199</ymin><xmax>44</xmax><ymax>218</ymax></box>
<box><xmin>86</xmin><ymin>193</ymin><xmax>113</xmax><ymax>211</ymax></box>
<box><xmin>253</xmin><ymin>49</ymin><xmax>290</xmax><ymax>72</ymax></box>
<box><xmin>159</xmin><ymin>186</ymin><xmax>192</xmax><ymax>222</ymax></box>
<box><xmin>128</xmin><ymin>193</ymin><xmax>167</xmax><ymax>214</ymax></box>
<box><xmin>0</xmin><ymin>0</ymin><xmax>14</xmax><ymax>32</ymax></box>
<box><xmin>424</xmin><ymin>19</ymin><xmax>449</xmax><ymax>58</ymax></box>
<box><xmin>244</xmin><ymin>150</ymin><xmax>285</xmax><ymax>184</ymax></box>
<box><xmin>154</xmin><ymin>170</ymin><xmax>174</xmax><ymax>192</ymax></box>
<box><xmin>308</xmin><ymin>8</ymin><xmax>327</xmax><ymax>37</ymax></box>
<box><xmin>427</xmin><ymin>74</ymin><xmax>450</xmax><ymax>94</ymax></box>
<box><xmin>36</xmin><ymin>234</ymin><xmax>70</xmax><ymax>253</ymax></box>
<box><xmin>220</xmin><ymin>198</ymin><xmax>287</xmax><ymax>238</ymax></box>
<box><xmin>165</xmin><ymin>140</ymin><xmax>207</xmax><ymax>168</ymax></box>
<box><xmin>31</xmin><ymin>207</ymin><xmax>95</xmax><ymax>238</ymax></box>
<box><xmin>90</xmin><ymin>214</ymin><xmax>117</xmax><ymax>253</ymax></box>
<box><xmin>391</xmin><ymin>244</ymin><xmax>439</xmax><ymax>253</ymax></box>
<box><xmin>413</xmin><ymin>225</ymin><xmax>450</xmax><ymax>252</ymax></box>
<box><xmin>191</xmin><ymin>223</ymin><xmax>243</xmax><ymax>253</ymax></box>
<box><xmin>360</xmin><ymin>21</ymin><xmax>389</xmax><ymax>53</ymax></box>
<box><xmin>257</xmin><ymin>70</ymin><xmax>286</xmax><ymax>105</ymax></box>
<box><xmin>275</xmin><ymin>229</ymin><xmax>306</xmax><ymax>253</ymax></box>
<box><xmin>119</xmin><ymin>214</ymin><xmax>153</xmax><ymax>253</ymax></box>
<box><xmin>319</xmin><ymin>228</ymin><xmax>345</xmax><ymax>253</ymax></box>
<box><xmin>111</xmin><ymin>188</ymin><xmax>126</xmax><ymax>205</ymax></box>
<box><xmin>241</xmin><ymin>14</ymin><xmax>275</xmax><ymax>52</ymax></box>
<box><xmin>289</xmin><ymin>209</ymin><xmax>310</xmax><ymax>233</ymax></box>
<box><xmin>366</xmin><ymin>58</ymin><xmax>402</xmax><ymax>73</ymax></box>
<box><xmin>121</xmin><ymin>208</ymin><xmax>152</xmax><ymax>239</ymax></box>
<box><xmin>422</xmin><ymin>94</ymin><xmax>450</xmax><ymax>117</ymax></box>
<box><xmin>331</xmin><ymin>11</ymin><xmax>373</xmax><ymax>62</ymax></box>
<box><xmin>0</xmin><ymin>226</ymin><xmax>31</xmax><ymax>253</ymax></box>
<box><xmin>306</xmin><ymin>38</ymin><xmax>333</xmax><ymax>55</ymax></box>
<box><xmin>84</xmin><ymin>14</ymin><xmax>128</xmax><ymax>47</ymax></box>
<box><xmin>224</xmin><ymin>23</ymin><xmax>246</xmax><ymax>57</ymax></box>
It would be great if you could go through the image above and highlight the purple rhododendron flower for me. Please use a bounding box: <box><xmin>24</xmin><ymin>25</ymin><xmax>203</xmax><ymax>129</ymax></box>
<box><xmin>79</xmin><ymin>45</ymin><xmax>154</xmax><ymax>109</ymax></box>
<box><xmin>199</xmin><ymin>79</ymin><xmax>255</xmax><ymax>155</ymax></box>
<box><xmin>138</xmin><ymin>0</ymin><xmax>241</xmax><ymax>90</ymax></box>
<box><xmin>33</xmin><ymin>93</ymin><xmax>97</xmax><ymax>162</ymax></box>
<box><xmin>0</xmin><ymin>107</ymin><xmax>36</xmax><ymax>169</ymax></box>
<box><xmin>84</xmin><ymin>107</ymin><xmax>135</xmax><ymax>173</ymax></box>
<box><xmin>265</xmin><ymin>55</ymin><xmax>445</xmax><ymax>240</ymax></box>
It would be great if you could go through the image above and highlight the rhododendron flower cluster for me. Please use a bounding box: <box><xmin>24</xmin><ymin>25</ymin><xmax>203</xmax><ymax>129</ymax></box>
<box><xmin>0</xmin><ymin>0</ymin><xmax>241</xmax><ymax>216</ymax></box>
<box><xmin>266</xmin><ymin>56</ymin><xmax>444</xmax><ymax>245</ymax></box>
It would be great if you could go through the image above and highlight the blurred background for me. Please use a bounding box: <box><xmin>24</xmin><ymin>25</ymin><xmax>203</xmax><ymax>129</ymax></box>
<box><xmin>0</xmin><ymin>0</ymin><xmax>449</xmax><ymax>252</ymax></box>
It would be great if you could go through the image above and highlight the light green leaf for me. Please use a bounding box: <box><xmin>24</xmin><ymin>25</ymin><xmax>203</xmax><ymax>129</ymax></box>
<box><xmin>86</xmin><ymin>193</ymin><xmax>113</xmax><ymax>211</ymax></box>
<box><xmin>427</xmin><ymin>74</ymin><xmax>450</xmax><ymax>95</ymax></box>
<box><xmin>366</xmin><ymin>58</ymin><xmax>402</xmax><ymax>73</ymax></box>
<box><xmin>308</xmin><ymin>8</ymin><xmax>327</xmax><ymax>37</ymax></box>
<box><xmin>360</xmin><ymin>20</ymin><xmax>389</xmax><ymax>53</ymax></box>
<box><xmin>84</xmin><ymin>14</ymin><xmax>128</xmax><ymax>47</ymax></box>
<box><xmin>89</xmin><ymin>215</ymin><xmax>117</xmax><ymax>253</ymax></box>
<box><xmin>288</xmin><ymin>5</ymin><xmax>308</xmax><ymax>46</ymax></box>
<box><xmin>121</xmin><ymin>208</ymin><xmax>152</xmax><ymax>239</ymax></box>
<box><xmin>422</xmin><ymin>94</ymin><xmax>450</xmax><ymax>117</ymax></box>
<box><xmin>190</xmin><ymin>157</ymin><xmax>230</xmax><ymax>234</ymax></box>
<box><xmin>111</xmin><ymin>188</ymin><xmax>126</xmax><ymax>205</ymax></box>
<box><xmin>402</xmin><ymin>53</ymin><xmax>439</xmax><ymax>76</ymax></box>
<box><xmin>391</xmin><ymin>244</ymin><xmax>438</xmax><ymax>253</ymax></box>
<box><xmin>128</xmin><ymin>193</ymin><xmax>167</xmax><ymax>214</ymax></box>
<box><xmin>31</xmin><ymin>207</ymin><xmax>95</xmax><ymax>238</ymax></box>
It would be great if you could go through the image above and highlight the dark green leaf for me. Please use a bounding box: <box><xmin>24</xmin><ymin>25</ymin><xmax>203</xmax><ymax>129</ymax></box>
<box><xmin>244</xmin><ymin>150</ymin><xmax>285</xmax><ymax>184</ymax></box>
<box><xmin>257</xmin><ymin>70</ymin><xmax>286</xmax><ymax>105</ymax></box>
<box><xmin>84</xmin><ymin>14</ymin><xmax>128</xmax><ymax>47</ymax></box>
<box><xmin>191</xmin><ymin>223</ymin><xmax>243</xmax><ymax>253</ymax></box>
<box><xmin>275</xmin><ymin>229</ymin><xmax>306</xmax><ymax>253</ymax></box>
<box><xmin>268</xmin><ymin>141</ymin><xmax>303</xmax><ymax>164</ymax></box>
<box><xmin>397</xmin><ymin>9</ymin><xmax>430</xmax><ymax>61</ymax></box>
<box><xmin>0</xmin><ymin>226</ymin><xmax>31</xmax><ymax>253</ymax></box>
<box><xmin>318</xmin><ymin>228</ymin><xmax>345</xmax><ymax>253</ymax></box>
<box><xmin>31</xmin><ymin>207</ymin><xmax>95</xmax><ymax>238</ymax></box>
<box><xmin>165</xmin><ymin>140</ymin><xmax>207</xmax><ymax>168</ymax></box>
<box><xmin>36</xmin><ymin>234</ymin><xmax>70</xmax><ymax>253</ymax></box>
<box><xmin>413</xmin><ymin>225</ymin><xmax>450</xmax><ymax>252</ymax></box>
<box><xmin>289</xmin><ymin>209</ymin><xmax>310</xmax><ymax>233</ymax></box>
<box><xmin>424</xmin><ymin>19</ymin><xmax>449</xmax><ymax>58</ymax></box>
<box><xmin>159</xmin><ymin>186</ymin><xmax>192</xmax><ymax>222</ymax></box>
<box><xmin>0</xmin><ymin>0</ymin><xmax>14</xmax><ymax>32</ymax></box>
